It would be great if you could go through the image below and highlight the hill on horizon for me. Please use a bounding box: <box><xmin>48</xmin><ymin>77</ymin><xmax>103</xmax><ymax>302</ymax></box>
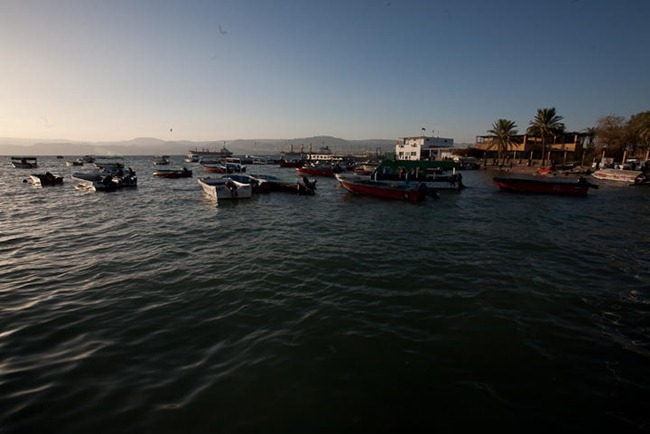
<box><xmin>0</xmin><ymin>136</ymin><xmax>397</xmax><ymax>156</ymax></box>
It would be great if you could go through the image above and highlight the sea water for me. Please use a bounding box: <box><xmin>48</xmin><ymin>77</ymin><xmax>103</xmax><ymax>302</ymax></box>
<box><xmin>1</xmin><ymin>156</ymin><xmax>649</xmax><ymax>433</ymax></box>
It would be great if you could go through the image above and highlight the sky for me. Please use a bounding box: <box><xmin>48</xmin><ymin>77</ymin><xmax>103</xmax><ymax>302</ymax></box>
<box><xmin>1</xmin><ymin>0</ymin><xmax>649</xmax><ymax>144</ymax></box>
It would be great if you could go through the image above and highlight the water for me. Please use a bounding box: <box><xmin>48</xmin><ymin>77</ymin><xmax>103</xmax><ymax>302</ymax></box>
<box><xmin>1</xmin><ymin>156</ymin><xmax>649</xmax><ymax>433</ymax></box>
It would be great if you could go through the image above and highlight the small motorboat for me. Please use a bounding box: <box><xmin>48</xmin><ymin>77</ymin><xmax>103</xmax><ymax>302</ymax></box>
<box><xmin>197</xmin><ymin>177</ymin><xmax>253</xmax><ymax>202</ymax></box>
<box><xmin>493</xmin><ymin>176</ymin><xmax>598</xmax><ymax>196</ymax></box>
<box><xmin>71</xmin><ymin>172</ymin><xmax>120</xmax><ymax>192</ymax></box>
<box><xmin>11</xmin><ymin>157</ymin><xmax>38</xmax><ymax>168</ymax></box>
<box><xmin>153</xmin><ymin>167</ymin><xmax>192</xmax><ymax>178</ymax></box>
<box><xmin>29</xmin><ymin>172</ymin><xmax>64</xmax><ymax>186</ymax></box>
<box><xmin>152</xmin><ymin>155</ymin><xmax>170</xmax><ymax>165</ymax></box>
<box><xmin>72</xmin><ymin>166</ymin><xmax>137</xmax><ymax>192</ymax></box>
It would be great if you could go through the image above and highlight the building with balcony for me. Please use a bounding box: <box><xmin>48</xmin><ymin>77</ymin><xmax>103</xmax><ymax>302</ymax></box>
<box><xmin>474</xmin><ymin>133</ymin><xmax>587</xmax><ymax>163</ymax></box>
<box><xmin>395</xmin><ymin>135</ymin><xmax>454</xmax><ymax>161</ymax></box>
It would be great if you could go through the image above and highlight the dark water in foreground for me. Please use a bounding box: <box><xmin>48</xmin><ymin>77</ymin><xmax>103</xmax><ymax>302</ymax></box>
<box><xmin>1</xmin><ymin>156</ymin><xmax>649</xmax><ymax>433</ymax></box>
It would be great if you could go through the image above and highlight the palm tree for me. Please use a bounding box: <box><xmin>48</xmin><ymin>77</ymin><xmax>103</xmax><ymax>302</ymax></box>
<box><xmin>581</xmin><ymin>127</ymin><xmax>597</xmax><ymax>166</ymax></box>
<box><xmin>527</xmin><ymin>107</ymin><xmax>565</xmax><ymax>166</ymax></box>
<box><xmin>487</xmin><ymin>119</ymin><xmax>518</xmax><ymax>165</ymax></box>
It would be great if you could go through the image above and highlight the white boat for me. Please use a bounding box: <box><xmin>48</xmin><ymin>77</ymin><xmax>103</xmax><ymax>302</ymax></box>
<box><xmin>11</xmin><ymin>157</ymin><xmax>38</xmax><ymax>168</ymax></box>
<box><xmin>591</xmin><ymin>169</ymin><xmax>642</xmax><ymax>183</ymax></box>
<box><xmin>65</xmin><ymin>158</ymin><xmax>84</xmax><ymax>166</ymax></box>
<box><xmin>197</xmin><ymin>177</ymin><xmax>252</xmax><ymax>202</ymax></box>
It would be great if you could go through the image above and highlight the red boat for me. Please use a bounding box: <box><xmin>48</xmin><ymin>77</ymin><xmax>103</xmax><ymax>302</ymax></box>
<box><xmin>336</xmin><ymin>174</ymin><xmax>428</xmax><ymax>202</ymax></box>
<box><xmin>493</xmin><ymin>176</ymin><xmax>598</xmax><ymax>196</ymax></box>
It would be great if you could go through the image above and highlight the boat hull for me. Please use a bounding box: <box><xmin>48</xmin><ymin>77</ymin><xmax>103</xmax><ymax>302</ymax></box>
<box><xmin>493</xmin><ymin>177</ymin><xmax>596</xmax><ymax>196</ymax></box>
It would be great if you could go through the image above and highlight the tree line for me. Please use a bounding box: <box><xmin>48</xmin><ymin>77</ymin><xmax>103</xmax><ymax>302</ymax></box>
<box><xmin>479</xmin><ymin>108</ymin><xmax>650</xmax><ymax>167</ymax></box>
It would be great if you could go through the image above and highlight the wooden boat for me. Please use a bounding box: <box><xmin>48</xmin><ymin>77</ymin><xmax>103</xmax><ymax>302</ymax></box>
<box><xmin>153</xmin><ymin>167</ymin><xmax>192</xmax><ymax>178</ymax></box>
<box><xmin>493</xmin><ymin>176</ymin><xmax>598</xmax><ymax>196</ymax></box>
<box><xmin>29</xmin><ymin>172</ymin><xmax>64</xmax><ymax>186</ymax></box>
<box><xmin>11</xmin><ymin>157</ymin><xmax>37</xmax><ymax>168</ymax></box>
<box><xmin>335</xmin><ymin>173</ymin><xmax>428</xmax><ymax>202</ymax></box>
<box><xmin>197</xmin><ymin>177</ymin><xmax>253</xmax><ymax>201</ymax></box>
<box><xmin>591</xmin><ymin>168</ymin><xmax>642</xmax><ymax>183</ymax></box>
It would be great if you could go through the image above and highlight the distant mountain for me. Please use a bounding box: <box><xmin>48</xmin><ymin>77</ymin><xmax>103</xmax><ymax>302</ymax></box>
<box><xmin>0</xmin><ymin>136</ymin><xmax>396</xmax><ymax>157</ymax></box>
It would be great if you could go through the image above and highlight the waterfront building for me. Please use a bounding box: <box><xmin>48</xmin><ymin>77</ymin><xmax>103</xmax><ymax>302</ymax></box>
<box><xmin>395</xmin><ymin>135</ymin><xmax>454</xmax><ymax>161</ymax></box>
<box><xmin>474</xmin><ymin>133</ymin><xmax>587</xmax><ymax>164</ymax></box>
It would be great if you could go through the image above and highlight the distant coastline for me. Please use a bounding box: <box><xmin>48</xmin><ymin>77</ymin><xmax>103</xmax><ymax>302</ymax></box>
<box><xmin>0</xmin><ymin>135</ymin><xmax>408</xmax><ymax>157</ymax></box>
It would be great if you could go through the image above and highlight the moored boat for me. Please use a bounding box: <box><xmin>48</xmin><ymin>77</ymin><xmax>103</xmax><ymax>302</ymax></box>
<box><xmin>197</xmin><ymin>177</ymin><xmax>253</xmax><ymax>202</ymax></box>
<box><xmin>202</xmin><ymin>162</ymin><xmax>246</xmax><ymax>174</ymax></box>
<box><xmin>335</xmin><ymin>173</ymin><xmax>428</xmax><ymax>202</ymax></box>
<box><xmin>71</xmin><ymin>172</ymin><xmax>120</xmax><ymax>192</ymax></box>
<box><xmin>152</xmin><ymin>155</ymin><xmax>170</xmax><ymax>165</ymax></box>
<box><xmin>296</xmin><ymin>163</ymin><xmax>342</xmax><ymax>177</ymax></box>
<box><xmin>72</xmin><ymin>166</ymin><xmax>137</xmax><ymax>192</ymax></box>
<box><xmin>153</xmin><ymin>167</ymin><xmax>192</xmax><ymax>178</ymax></box>
<box><xmin>591</xmin><ymin>168</ymin><xmax>642</xmax><ymax>183</ymax></box>
<box><xmin>11</xmin><ymin>157</ymin><xmax>38</xmax><ymax>168</ymax></box>
<box><xmin>29</xmin><ymin>172</ymin><xmax>64</xmax><ymax>186</ymax></box>
<box><xmin>493</xmin><ymin>176</ymin><xmax>598</xmax><ymax>196</ymax></box>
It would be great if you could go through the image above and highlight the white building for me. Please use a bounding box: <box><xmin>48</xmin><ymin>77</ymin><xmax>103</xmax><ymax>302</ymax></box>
<box><xmin>395</xmin><ymin>135</ymin><xmax>454</xmax><ymax>161</ymax></box>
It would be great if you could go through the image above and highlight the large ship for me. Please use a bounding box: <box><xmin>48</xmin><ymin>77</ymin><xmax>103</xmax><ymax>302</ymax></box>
<box><xmin>185</xmin><ymin>144</ymin><xmax>233</xmax><ymax>163</ymax></box>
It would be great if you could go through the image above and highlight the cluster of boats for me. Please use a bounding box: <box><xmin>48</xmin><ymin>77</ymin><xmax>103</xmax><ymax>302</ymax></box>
<box><xmin>11</xmin><ymin>153</ymin><xmax>650</xmax><ymax>202</ymax></box>
<box><xmin>492</xmin><ymin>161</ymin><xmax>650</xmax><ymax>196</ymax></box>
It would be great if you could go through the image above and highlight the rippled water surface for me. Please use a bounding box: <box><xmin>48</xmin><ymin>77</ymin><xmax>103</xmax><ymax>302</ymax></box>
<box><xmin>1</xmin><ymin>156</ymin><xmax>649</xmax><ymax>433</ymax></box>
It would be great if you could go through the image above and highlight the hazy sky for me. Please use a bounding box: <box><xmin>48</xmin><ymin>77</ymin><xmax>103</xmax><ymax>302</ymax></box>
<box><xmin>1</xmin><ymin>0</ymin><xmax>649</xmax><ymax>143</ymax></box>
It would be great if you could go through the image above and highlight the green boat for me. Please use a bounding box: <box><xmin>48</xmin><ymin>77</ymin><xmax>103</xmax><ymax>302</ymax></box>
<box><xmin>371</xmin><ymin>159</ymin><xmax>464</xmax><ymax>190</ymax></box>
